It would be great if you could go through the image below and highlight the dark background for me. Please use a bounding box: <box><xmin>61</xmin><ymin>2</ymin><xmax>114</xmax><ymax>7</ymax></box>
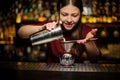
<box><xmin>0</xmin><ymin>0</ymin><xmax>16</xmax><ymax>14</ymax></box>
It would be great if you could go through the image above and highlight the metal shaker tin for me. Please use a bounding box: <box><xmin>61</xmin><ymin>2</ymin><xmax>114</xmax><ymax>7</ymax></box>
<box><xmin>30</xmin><ymin>24</ymin><xmax>63</xmax><ymax>46</ymax></box>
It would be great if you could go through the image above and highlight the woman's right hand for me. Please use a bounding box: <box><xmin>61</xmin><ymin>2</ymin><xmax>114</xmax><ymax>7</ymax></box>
<box><xmin>45</xmin><ymin>21</ymin><xmax>58</xmax><ymax>30</ymax></box>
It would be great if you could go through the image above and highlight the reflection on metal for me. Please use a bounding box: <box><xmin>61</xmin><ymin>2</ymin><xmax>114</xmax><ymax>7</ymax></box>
<box><xmin>30</xmin><ymin>25</ymin><xmax>63</xmax><ymax>46</ymax></box>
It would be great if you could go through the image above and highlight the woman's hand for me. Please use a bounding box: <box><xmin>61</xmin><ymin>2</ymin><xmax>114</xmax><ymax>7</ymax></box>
<box><xmin>45</xmin><ymin>21</ymin><xmax>58</xmax><ymax>30</ymax></box>
<box><xmin>76</xmin><ymin>28</ymin><xmax>98</xmax><ymax>44</ymax></box>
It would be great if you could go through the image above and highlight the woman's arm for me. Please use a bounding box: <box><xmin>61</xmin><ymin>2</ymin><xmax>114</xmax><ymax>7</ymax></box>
<box><xmin>18</xmin><ymin>24</ymin><xmax>45</xmax><ymax>39</ymax></box>
<box><xmin>18</xmin><ymin>21</ymin><xmax>57</xmax><ymax>39</ymax></box>
<box><xmin>76</xmin><ymin>27</ymin><xmax>101</xmax><ymax>62</ymax></box>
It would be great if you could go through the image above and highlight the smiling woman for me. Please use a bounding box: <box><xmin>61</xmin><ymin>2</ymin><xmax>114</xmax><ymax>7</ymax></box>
<box><xmin>18</xmin><ymin>0</ymin><xmax>101</xmax><ymax>63</ymax></box>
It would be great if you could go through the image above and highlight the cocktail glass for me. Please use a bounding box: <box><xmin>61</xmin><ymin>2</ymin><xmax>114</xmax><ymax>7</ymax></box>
<box><xmin>59</xmin><ymin>41</ymin><xmax>75</xmax><ymax>67</ymax></box>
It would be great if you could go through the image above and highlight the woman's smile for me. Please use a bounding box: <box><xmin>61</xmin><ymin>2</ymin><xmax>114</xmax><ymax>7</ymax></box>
<box><xmin>64</xmin><ymin>22</ymin><xmax>74</xmax><ymax>30</ymax></box>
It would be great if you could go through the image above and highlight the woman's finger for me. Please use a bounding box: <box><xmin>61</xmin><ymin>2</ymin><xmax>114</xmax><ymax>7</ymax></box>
<box><xmin>91</xmin><ymin>28</ymin><xmax>98</xmax><ymax>35</ymax></box>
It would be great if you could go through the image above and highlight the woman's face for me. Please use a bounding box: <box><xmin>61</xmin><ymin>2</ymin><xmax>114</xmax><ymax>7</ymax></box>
<box><xmin>60</xmin><ymin>4</ymin><xmax>81</xmax><ymax>31</ymax></box>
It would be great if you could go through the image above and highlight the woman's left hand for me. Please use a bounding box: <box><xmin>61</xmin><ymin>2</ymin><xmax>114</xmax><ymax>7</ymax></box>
<box><xmin>76</xmin><ymin>28</ymin><xmax>98</xmax><ymax>44</ymax></box>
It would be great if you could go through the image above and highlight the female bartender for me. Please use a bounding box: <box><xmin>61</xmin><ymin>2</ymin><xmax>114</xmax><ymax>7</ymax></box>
<box><xmin>18</xmin><ymin>0</ymin><xmax>101</xmax><ymax>63</ymax></box>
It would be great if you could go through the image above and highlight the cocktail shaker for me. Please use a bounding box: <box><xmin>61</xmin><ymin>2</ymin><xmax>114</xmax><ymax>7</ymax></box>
<box><xmin>30</xmin><ymin>24</ymin><xmax>63</xmax><ymax>46</ymax></box>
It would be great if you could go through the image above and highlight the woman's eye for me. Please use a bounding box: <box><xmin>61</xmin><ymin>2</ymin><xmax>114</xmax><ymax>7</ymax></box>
<box><xmin>72</xmin><ymin>14</ymin><xmax>78</xmax><ymax>17</ymax></box>
<box><xmin>61</xmin><ymin>13</ymin><xmax>67</xmax><ymax>16</ymax></box>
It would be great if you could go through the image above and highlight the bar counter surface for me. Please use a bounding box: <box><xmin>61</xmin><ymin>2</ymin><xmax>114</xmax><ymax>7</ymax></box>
<box><xmin>0</xmin><ymin>61</ymin><xmax>120</xmax><ymax>80</ymax></box>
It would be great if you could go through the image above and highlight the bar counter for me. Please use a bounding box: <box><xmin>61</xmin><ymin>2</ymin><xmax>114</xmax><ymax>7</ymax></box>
<box><xmin>0</xmin><ymin>61</ymin><xmax>120</xmax><ymax>80</ymax></box>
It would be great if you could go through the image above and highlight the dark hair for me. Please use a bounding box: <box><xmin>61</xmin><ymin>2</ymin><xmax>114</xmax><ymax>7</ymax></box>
<box><xmin>57</xmin><ymin>0</ymin><xmax>83</xmax><ymax>13</ymax></box>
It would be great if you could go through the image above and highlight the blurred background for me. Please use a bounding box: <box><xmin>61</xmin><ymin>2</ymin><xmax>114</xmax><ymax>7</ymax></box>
<box><xmin>0</xmin><ymin>0</ymin><xmax>120</xmax><ymax>63</ymax></box>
